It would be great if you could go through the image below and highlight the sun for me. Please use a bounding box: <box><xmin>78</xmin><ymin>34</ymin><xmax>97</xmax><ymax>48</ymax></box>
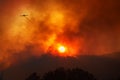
<box><xmin>58</xmin><ymin>46</ymin><xmax>66</xmax><ymax>53</ymax></box>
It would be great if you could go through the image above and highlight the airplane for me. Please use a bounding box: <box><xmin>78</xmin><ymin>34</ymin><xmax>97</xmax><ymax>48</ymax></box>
<box><xmin>20</xmin><ymin>14</ymin><xmax>28</xmax><ymax>17</ymax></box>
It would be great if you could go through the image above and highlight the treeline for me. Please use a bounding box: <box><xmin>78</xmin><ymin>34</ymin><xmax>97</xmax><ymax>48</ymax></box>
<box><xmin>25</xmin><ymin>67</ymin><xmax>96</xmax><ymax>80</ymax></box>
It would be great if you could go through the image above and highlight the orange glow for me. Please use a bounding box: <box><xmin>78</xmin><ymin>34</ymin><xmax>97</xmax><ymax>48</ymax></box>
<box><xmin>46</xmin><ymin>41</ymin><xmax>81</xmax><ymax>57</ymax></box>
<box><xmin>58</xmin><ymin>46</ymin><xmax>66</xmax><ymax>53</ymax></box>
<box><xmin>48</xmin><ymin>10</ymin><xmax>65</xmax><ymax>28</ymax></box>
<box><xmin>50</xmin><ymin>11</ymin><xmax>64</xmax><ymax>23</ymax></box>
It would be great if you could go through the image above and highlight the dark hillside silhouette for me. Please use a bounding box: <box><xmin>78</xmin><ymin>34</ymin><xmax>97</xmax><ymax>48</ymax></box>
<box><xmin>5</xmin><ymin>54</ymin><xmax>120</xmax><ymax>80</ymax></box>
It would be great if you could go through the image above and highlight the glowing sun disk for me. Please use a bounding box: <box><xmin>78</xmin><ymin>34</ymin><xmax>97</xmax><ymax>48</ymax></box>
<box><xmin>58</xmin><ymin>46</ymin><xmax>66</xmax><ymax>53</ymax></box>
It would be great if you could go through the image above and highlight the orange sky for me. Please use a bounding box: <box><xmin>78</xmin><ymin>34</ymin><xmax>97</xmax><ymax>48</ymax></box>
<box><xmin>0</xmin><ymin>0</ymin><xmax>120</xmax><ymax>70</ymax></box>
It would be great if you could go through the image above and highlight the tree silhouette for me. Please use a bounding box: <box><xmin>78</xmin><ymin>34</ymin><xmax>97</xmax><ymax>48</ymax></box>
<box><xmin>42</xmin><ymin>67</ymin><xmax>96</xmax><ymax>80</ymax></box>
<box><xmin>26</xmin><ymin>68</ymin><xmax>96</xmax><ymax>80</ymax></box>
<box><xmin>25</xmin><ymin>72</ymin><xmax>40</xmax><ymax>80</ymax></box>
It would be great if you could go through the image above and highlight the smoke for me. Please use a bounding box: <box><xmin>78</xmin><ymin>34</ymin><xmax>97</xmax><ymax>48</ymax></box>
<box><xmin>0</xmin><ymin>0</ymin><xmax>120</xmax><ymax>70</ymax></box>
<box><xmin>81</xmin><ymin>0</ymin><xmax>120</xmax><ymax>54</ymax></box>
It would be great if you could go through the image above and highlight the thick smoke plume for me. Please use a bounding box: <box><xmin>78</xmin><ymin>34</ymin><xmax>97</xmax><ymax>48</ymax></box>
<box><xmin>0</xmin><ymin>0</ymin><xmax>120</xmax><ymax>70</ymax></box>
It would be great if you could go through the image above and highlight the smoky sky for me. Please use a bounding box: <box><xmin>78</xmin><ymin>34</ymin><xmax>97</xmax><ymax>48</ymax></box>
<box><xmin>0</xmin><ymin>0</ymin><xmax>120</xmax><ymax>70</ymax></box>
